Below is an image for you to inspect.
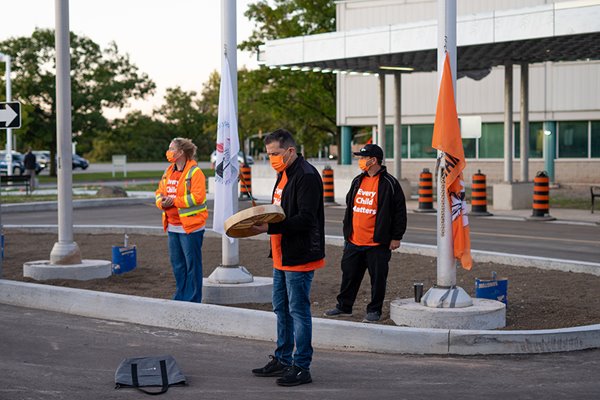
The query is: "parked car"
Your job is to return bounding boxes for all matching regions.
[210,150,254,168]
[0,159,24,175]
[72,154,89,170]
[0,151,25,175]
[33,150,51,169]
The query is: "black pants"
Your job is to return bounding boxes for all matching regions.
[336,242,391,315]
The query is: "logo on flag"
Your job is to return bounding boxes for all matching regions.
[213,56,240,241]
[431,53,473,270]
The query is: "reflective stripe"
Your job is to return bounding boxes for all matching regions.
[183,166,201,207]
[178,203,207,217]
[184,193,198,206]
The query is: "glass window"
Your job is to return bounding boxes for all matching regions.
[514,122,544,158]
[479,123,504,158]
[410,124,436,159]
[463,139,476,159]
[591,121,600,158]
[558,121,588,158]
[385,125,408,159]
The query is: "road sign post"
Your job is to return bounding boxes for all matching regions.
[0,100,20,278]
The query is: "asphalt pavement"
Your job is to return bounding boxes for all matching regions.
[4,199,599,263]
[1,303,599,400]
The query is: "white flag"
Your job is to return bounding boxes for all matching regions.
[212,55,240,242]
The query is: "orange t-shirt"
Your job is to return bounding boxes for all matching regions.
[271,172,325,272]
[164,170,183,226]
[350,175,380,246]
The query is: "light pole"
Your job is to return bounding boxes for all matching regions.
[0,52,13,176]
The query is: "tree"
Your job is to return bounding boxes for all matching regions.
[237,0,338,157]
[87,111,170,162]
[155,87,212,159]
[0,29,155,174]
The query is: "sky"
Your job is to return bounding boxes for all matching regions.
[2,0,259,117]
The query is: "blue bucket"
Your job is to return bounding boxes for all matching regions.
[112,245,137,275]
[475,272,508,305]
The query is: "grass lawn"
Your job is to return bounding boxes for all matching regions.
[38,169,215,184]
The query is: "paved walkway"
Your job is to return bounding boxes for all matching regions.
[1,303,599,400]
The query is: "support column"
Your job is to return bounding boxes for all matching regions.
[504,62,513,183]
[543,121,556,184]
[520,63,529,182]
[378,73,386,161]
[341,126,352,165]
[393,73,402,179]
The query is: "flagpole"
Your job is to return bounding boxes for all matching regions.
[206,0,254,286]
[420,0,472,308]
[436,0,456,289]
[221,0,239,268]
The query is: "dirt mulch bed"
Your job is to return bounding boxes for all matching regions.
[3,232,599,330]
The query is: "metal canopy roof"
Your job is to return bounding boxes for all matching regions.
[259,1,600,75]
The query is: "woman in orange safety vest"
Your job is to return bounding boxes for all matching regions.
[155,138,208,303]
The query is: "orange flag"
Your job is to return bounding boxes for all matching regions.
[431,53,473,270]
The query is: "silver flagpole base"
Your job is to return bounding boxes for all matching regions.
[421,286,473,308]
[207,265,254,284]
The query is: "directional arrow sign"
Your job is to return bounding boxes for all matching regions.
[0,102,21,129]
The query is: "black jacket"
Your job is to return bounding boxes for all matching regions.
[268,155,325,266]
[342,166,407,246]
[24,152,36,170]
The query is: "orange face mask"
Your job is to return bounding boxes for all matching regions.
[269,149,291,172]
[358,158,372,172]
[166,150,177,163]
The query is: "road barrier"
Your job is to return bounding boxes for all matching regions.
[239,164,252,200]
[323,166,335,204]
[415,168,435,213]
[470,170,492,216]
[529,171,555,221]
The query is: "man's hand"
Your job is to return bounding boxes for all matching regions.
[161,196,174,208]
[389,240,401,251]
[250,222,268,235]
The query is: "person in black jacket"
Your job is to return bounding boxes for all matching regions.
[324,144,407,322]
[250,129,324,387]
[23,147,37,192]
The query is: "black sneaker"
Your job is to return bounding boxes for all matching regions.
[362,312,381,323]
[252,355,288,377]
[323,307,352,317]
[276,365,312,386]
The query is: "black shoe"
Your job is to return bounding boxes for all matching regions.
[323,307,352,317]
[362,312,381,323]
[252,355,288,377]
[276,365,312,386]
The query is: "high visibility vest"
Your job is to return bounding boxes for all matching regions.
[156,162,208,233]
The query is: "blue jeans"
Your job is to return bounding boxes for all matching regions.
[168,230,204,303]
[272,268,314,370]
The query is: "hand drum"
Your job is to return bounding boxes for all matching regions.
[224,204,286,238]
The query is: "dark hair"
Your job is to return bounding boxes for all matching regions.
[264,129,297,149]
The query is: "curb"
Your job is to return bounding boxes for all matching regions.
[0,280,598,355]
[2,225,600,355]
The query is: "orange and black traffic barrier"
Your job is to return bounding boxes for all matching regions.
[415,168,435,213]
[470,170,492,216]
[323,166,335,204]
[528,171,555,221]
[239,164,253,200]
